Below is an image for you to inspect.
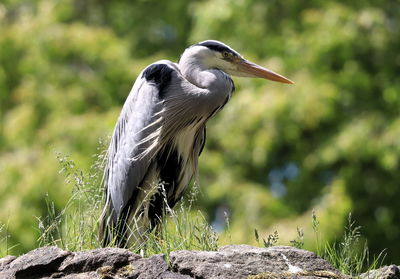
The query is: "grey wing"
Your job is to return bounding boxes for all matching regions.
[197,126,206,156]
[104,66,165,221]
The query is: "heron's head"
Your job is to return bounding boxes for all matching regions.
[181,40,293,84]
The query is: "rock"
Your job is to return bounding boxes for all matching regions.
[359,265,400,279]
[0,244,364,278]
[1,246,71,278]
[59,247,139,273]
[0,246,190,279]
[170,245,345,279]
[126,254,192,279]
[0,256,17,272]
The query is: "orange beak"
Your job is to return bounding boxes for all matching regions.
[236,59,294,84]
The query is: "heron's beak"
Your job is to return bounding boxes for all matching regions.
[236,59,294,84]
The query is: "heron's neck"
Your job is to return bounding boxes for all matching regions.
[179,59,206,87]
[179,56,228,91]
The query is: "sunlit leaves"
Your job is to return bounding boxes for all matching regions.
[0,0,400,264]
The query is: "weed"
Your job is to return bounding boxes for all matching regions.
[37,152,218,257]
[254,212,385,276]
[290,227,304,249]
[138,181,218,258]
[255,230,279,248]
[319,213,386,276]
[37,151,106,251]
[312,209,321,255]
[0,222,18,257]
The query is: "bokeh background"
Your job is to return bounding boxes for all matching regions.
[1,0,400,264]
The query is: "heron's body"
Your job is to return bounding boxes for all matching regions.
[100,41,292,247]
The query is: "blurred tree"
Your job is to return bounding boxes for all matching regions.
[54,0,196,57]
[190,0,400,262]
[0,0,399,264]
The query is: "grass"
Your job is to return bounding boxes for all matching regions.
[1,152,386,276]
[256,211,386,276]
[36,152,105,251]
[0,221,18,257]
[255,229,279,248]
[142,202,219,259]
[318,214,386,276]
[36,152,218,258]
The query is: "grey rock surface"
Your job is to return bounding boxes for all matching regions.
[170,245,343,279]
[2,246,71,278]
[0,246,190,279]
[359,265,400,279]
[0,245,355,279]
[0,256,17,273]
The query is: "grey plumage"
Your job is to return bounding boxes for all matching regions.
[99,40,293,247]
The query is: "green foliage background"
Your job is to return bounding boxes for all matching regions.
[1,0,399,263]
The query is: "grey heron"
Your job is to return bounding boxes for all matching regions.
[100,40,293,247]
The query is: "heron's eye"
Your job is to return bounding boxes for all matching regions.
[222,51,230,59]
